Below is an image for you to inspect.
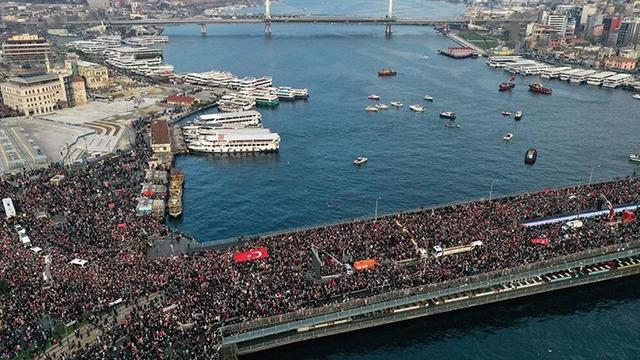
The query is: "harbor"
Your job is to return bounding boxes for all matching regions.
[486,55,640,92]
[5,0,640,357]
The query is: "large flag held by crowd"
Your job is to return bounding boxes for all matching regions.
[234,247,269,263]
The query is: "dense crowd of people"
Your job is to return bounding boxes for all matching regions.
[1,117,640,359]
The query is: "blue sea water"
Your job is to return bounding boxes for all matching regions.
[159,1,640,357]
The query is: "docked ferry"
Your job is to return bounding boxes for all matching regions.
[275,87,295,101]
[199,110,262,127]
[217,93,256,112]
[187,128,280,154]
[249,88,280,107]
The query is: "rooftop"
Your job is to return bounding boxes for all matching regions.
[7,72,59,85]
[151,120,170,145]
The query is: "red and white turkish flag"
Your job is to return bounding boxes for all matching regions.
[234,247,269,263]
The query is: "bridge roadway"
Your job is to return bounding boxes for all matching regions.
[218,239,640,359]
[64,15,535,26]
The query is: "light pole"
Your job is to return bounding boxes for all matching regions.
[374,197,381,222]
[588,165,600,185]
[489,179,496,201]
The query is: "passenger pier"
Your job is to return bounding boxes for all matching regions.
[219,240,640,359]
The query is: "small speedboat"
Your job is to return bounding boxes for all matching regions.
[501,111,512,116]
[525,148,537,165]
[365,106,378,112]
[503,133,513,141]
[353,157,368,165]
[409,104,425,112]
[368,94,381,100]
[445,123,461,128]
[424,95,434,101]
[514,111,523,120]
[390,101,404,107]
[439,111,456,119]
[375,103,389,110]
[633,94,640,100]
[629,154,640,162]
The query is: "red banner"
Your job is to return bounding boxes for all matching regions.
[234,247,269,263]
[531,238,550,246]
[623,210,636,223]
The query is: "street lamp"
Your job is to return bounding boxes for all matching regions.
[588,165,600,185]
[374,197,382,222]
[489,179,496,201]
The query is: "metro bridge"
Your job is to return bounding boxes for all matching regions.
[69,0,534,36]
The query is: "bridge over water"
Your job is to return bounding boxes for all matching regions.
[69,0,535,36]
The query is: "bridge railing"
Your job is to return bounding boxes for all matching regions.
[221,238,640,342]
[192,176,634,250]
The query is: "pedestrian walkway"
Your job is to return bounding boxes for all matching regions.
[42,292,164,359]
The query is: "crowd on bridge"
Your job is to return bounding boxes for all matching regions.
[1,117,640,359]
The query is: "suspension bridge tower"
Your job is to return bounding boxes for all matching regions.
[264,0,272,36]
[385,0,394,37]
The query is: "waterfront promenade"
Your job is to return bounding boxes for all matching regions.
[3,116,640,359]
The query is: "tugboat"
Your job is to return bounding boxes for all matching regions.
[368,94,381,100]
[353,157,368,165]
[439,111,456,119]
[499,77,516,92]
[514,111,523,120]
[525,148,538,165]
[378,68,397,77]
[529,82,552,94]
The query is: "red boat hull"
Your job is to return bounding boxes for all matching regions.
[529,83,552,94]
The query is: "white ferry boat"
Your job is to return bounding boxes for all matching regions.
[228,76,273,90]
[199,110,262,127]
[217,93,256,112]
[274,87,295,101]
[569,70,597,84]
[485,56,523,68]
[292,88,310,99]
[558,68,583,81]
[182,125,227,141]
[184,71,237,87]
[123,35,169,46]
[586,71,617,86]
[540,66,572,79]
[187,128,280,154]
[603,74,632,88]
[249,87,280,107]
